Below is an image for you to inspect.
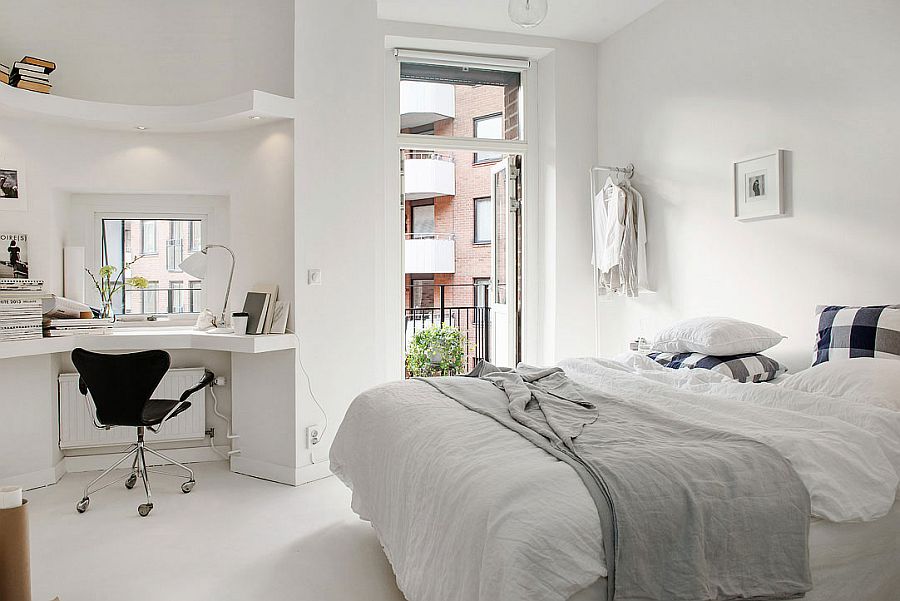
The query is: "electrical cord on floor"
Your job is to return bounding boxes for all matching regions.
[209,386,240,460]
[289,330,328,445]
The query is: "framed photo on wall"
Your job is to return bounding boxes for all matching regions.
[733,150,784,221]
[0,161,27,211]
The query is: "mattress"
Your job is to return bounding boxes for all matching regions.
[330,359,900,601]
[569,502,900,601]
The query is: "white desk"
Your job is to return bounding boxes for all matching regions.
[0,327,326,490]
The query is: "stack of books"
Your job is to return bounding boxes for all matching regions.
[42,295,112,337]
[2,56,56,94]
[0,279,44,342]
[43,318,114,337]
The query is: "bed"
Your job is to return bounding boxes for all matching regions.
[330,355,900,601]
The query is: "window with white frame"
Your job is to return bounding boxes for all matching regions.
[474,197,492,244]
[100,217,204,316]
[474,113,503,163]
[141,220,157,254]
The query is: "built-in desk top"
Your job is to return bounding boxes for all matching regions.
[0,327,298,361]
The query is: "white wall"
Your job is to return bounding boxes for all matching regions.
[595,0,900,372]
[293,0,598,455]
[0,0,294,104]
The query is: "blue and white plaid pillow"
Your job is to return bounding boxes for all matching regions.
[814,305,900,366]
[647,352,786,383]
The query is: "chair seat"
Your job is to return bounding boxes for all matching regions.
[141,399,192,426]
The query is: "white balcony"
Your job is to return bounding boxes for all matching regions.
[404,234,456,274]
[404,152,456,200]
[400,81,455,129]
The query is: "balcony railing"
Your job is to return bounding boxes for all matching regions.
[405,283,490,374]
[400,81,455,129]
[403,151,455,200]
[404,232,455,274]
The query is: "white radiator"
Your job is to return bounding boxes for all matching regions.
[58,368,207,450]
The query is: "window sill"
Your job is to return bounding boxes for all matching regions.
[114,315,198,328]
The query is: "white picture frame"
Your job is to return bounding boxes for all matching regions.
[733,150,784,221]
[0,161,27,212]
[270,300,290,335]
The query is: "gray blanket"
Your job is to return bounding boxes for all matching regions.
[420,363,812,601]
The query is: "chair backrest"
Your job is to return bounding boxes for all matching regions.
[71,348,171,427]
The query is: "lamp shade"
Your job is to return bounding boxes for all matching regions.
[179,250,208,279]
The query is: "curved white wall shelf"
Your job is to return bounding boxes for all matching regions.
[0,85,296,133]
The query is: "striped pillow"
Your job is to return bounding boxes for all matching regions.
[647,352,786,383]
[814,305,900,366]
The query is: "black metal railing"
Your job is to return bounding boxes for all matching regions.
[405,283,490,373]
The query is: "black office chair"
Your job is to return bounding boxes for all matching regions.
[71,348,215,517]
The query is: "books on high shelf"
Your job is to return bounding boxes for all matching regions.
[0,279,44,342]
[8,56,55,94]
[0,64,9,85]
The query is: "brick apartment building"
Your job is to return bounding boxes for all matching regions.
[402,83,510,310]
[121,219,202,315]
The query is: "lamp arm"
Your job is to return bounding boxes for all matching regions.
[203,244,236,326]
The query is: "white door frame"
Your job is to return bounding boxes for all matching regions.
[384,48,539,380]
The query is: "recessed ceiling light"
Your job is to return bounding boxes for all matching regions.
[248,115,262,120]
[135,125,148,130]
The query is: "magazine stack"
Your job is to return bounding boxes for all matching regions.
[0,279,44,342]
[42,295,113,337]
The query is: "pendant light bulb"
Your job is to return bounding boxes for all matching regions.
[508,0,548,28]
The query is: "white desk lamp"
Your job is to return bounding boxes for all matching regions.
[179,244,235,333]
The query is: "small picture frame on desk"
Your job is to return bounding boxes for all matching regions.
[270,301,290,335]
[733,150,784,221]
[0,161,26,212]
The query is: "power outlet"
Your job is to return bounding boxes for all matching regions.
[306,425,322,448]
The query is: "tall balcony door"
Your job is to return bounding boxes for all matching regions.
[397,49,529,373]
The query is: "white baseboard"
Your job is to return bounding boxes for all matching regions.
[64,445,228,473]
[296,461,333,485]
[2,462,65,491]
[229,456,332,486]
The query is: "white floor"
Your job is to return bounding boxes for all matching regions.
[25,461,408,601]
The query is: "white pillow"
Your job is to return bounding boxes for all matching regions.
[778,358,900,411]
[651,317,785,356]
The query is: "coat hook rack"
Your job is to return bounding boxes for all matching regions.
[590,163,635,179]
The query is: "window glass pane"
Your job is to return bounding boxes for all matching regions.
[493,170,508,305]
[411,204,435,237]
[474,197,492,243]
[411,279,435,308]
[474,114,503,163]
[141,221,157,254]
[399,61,521,141]
[102,218,202,316]
[474,278,490,307]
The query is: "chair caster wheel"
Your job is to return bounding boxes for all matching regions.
[181,480,195,494]
[138,503,153,517]
[125,474,137,489]
[76,497,90,513]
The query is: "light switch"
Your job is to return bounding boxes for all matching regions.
[308,269,322,286]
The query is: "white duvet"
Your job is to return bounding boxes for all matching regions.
[329,357,900,601]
